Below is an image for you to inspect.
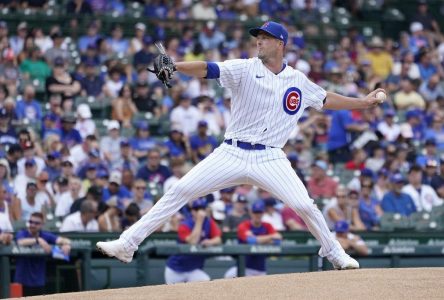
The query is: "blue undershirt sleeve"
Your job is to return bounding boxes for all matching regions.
[205,62,220,79]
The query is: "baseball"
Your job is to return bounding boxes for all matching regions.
[376,91,386,103]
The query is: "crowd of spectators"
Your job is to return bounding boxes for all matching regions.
[0,0,444,244]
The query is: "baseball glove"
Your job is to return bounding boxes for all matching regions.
[147,54,176,88]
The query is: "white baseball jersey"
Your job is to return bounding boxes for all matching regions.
[217,57,326,147]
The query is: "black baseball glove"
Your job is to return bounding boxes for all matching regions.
[147,54,176,88]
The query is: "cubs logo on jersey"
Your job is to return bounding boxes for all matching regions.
[282,87,302,115]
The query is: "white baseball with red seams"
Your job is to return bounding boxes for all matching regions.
[110,57,355,267]
[376,91,386,103]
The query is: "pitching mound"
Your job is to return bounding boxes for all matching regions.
[31,268,444,300]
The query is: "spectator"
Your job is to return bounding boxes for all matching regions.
[69,134,97,169]
[327,109,368,163]
[381,173,417,216]
[12,181,46,222]
[163,158,186,193]
[422,159,438,185]
[111,84,138,128]
[170,94,201,137]
[102,171,131,204]
[358,180,383,230]
[45,57,81,106]
[365,36,393,79]
[198,96,224,136]
[191,0,217,20]
[103,67,124,98]
[399,109,425,141]
[61,159,75,178]
[163,127,190,160]
[128,179,152,215]
[75,104,95,139]
[408,22,429,56]
[80,45,100,67]
[106,24,129,55]
[121,202,140,230]
[425,115,444,150]
[129,23,146,55]
[35,171,54,211]
[133,36,155,69]
[80,61,105,98]
[42,151,62,181]
[416,138,439,167]
[210,200,225,227]
[374,169,390,201]
[222,194,249,232]
[9,22,28,55]
[281,203,308,231]
[13,157,39,200]
[261,197,285,231]
[411,0,440,33]
[365,144,386,173]
[60,113,82,148]
[419,74,444,102]
[307,160,338,199]
[76,148,108,179]
[402,165,443,212]
[5,144,22,178]
[70,185,105,214]
[0,184,13,240]
[225,200,282,278]
[132,82,161,117]
[60,199,98,232]
[15,85,42,124]
[333,220,369,256]
[287,152,306,185]
[322,186,366,231]
[377,109,400,142]
[136,148,171,185]
[99,120,122,167]
[164,198,221,284]
[114,139,138,173]
[345,148,367,171]
[54,176,73,219]
[0,107,17,147]
[15,212,71,296]
[19,46,51,84]
[17,141,45,175]
[218,187,236,215]
[394,79,426,110]
[189,120,218,164]
[98,197,122,232]
[44,31,70,67]
[129,121,157,162]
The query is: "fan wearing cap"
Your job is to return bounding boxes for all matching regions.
[307,160,338,199]
[401,165,443,212]
[60,113,83,148]
[16,140,45,175]
[114,139,139,174]
[333,221,369,256]
[129,121,158,161]
[225,200,282,278]
[75,104,96,139]
[15,85,42,124]
[98,21,386,270]
[0,107,18,147]
[377,109,401,142]
[102,171,131,205]
[381,173,417,216]
[364,36,393,79]
[80,58,104,97]
[13,157,39,204]
[222,194,249,232]
[15,212,72,296]
[99,120,123,167]
[133,35,155,69]
[129,22,146,54]
[132,82,161,117]
[54,176,74,219]
[416,138,439,168]
[76,148,109,179]
[189,120,218,164]
[11,181,46,221]
[165,198,221,284]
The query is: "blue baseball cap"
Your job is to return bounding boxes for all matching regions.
[89,148,100,158]
[191,198,207,209]
[120,139,131,147]
[334,220,349,233]
[287,152,298,162]
[390,173,406,184]
[249,21,288,46]
[47,151,61,159]
[251,200,265,213]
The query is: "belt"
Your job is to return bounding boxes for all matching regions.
[224,139,269,150]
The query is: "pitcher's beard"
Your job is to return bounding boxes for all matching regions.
[258,54,269,64]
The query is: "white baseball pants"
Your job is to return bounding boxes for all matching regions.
[224,266,266,278]
[120,143,340,257]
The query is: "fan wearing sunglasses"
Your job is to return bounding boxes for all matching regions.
[14,212,71,296]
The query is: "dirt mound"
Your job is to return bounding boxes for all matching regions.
[31,268,444,300]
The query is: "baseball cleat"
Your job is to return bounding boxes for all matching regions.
[96,240,134,263]
[329,253,360,270]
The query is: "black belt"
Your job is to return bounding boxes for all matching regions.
[224,139,269,150]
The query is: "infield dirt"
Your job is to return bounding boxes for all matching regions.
[30,267,444,300]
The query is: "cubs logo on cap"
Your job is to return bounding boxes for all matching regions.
[282,87,302,115]
[249,21,288,46]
